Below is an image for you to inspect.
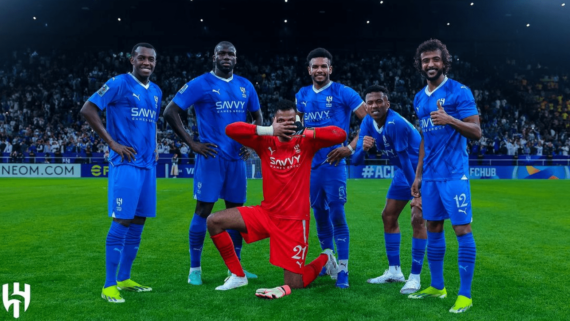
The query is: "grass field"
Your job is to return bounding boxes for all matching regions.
[1,178,569,320]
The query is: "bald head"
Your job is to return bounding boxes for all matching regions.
[214,41,236,54]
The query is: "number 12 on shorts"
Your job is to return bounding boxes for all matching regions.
[454,193,468,214]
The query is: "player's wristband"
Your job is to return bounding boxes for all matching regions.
[256,125,274,136]
[347,144,355,155]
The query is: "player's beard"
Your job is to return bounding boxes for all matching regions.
[312,73,329,86]
[215,60,234,74]
[422,68,443,82]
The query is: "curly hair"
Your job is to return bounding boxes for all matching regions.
[306,48,333,66]
[275,99,297,113]
[413,39,451,74]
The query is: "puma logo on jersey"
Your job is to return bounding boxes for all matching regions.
[301,101,307,106]
[133,93,141,100]
[268,147,275,155]
[337,238,347,242]
[296,261,303,268]
[459,265,468,272]
[387,121,396,125]
[212,89,221,95]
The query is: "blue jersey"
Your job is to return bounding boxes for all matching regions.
[414,77,478,181]
[173,72,260,161]
[89,73,162,169]
[295,81,363,166]
[359,110,420,172]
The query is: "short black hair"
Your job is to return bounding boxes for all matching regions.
[214,41,236,53]
[414,39,451,74]
[131,43,155,57]
[307,48,333,66]
[274,99,297,113]
[363,85,390,100]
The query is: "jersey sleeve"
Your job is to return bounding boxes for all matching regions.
[309,126,347,151]
[172,79,201,111]
[295,91,305,113]
[342,86,365,112]
[225,122,264,150]
[88,77,123,111]
[352,117,373,165]
[247,82,261,113]
[359,116,374,138]
[455,86,478,120]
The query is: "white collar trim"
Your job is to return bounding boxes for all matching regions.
[373,119,384,134]
[312,81,333,94]
[210,71,233,82]
[424,76,448,97]
[128,73,150,89]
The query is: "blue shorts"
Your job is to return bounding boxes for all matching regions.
[310,164,347,210]
[421,179,472,225]
[193,155,246,204]
[108,165,156,219]
[387,169,413,201]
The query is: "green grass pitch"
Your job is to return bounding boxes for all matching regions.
[1,178,569,320]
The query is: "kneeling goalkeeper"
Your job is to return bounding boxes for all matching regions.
[207,99,346,298]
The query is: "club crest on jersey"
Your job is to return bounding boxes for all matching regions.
[437,98,445,107]
[294,144,301,154]
[240,87,247,98]
[326,96,333,107]
[97,84,110,97]
[179,84,188,94]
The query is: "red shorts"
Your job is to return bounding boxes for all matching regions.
[238,205,309,274]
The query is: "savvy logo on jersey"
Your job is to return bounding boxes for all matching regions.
[131,107,157,122]
[270,155,301,169]
[420,117,444,133]
[304,110,331,123]
[216,101,246,113]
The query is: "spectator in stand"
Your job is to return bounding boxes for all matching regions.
[171,154,179,178]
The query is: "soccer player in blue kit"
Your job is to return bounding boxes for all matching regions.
[295,48,367,288]
[164,41,263,285]
[407,39,481,314]
[352,85,427,294]
[80,43,162,303]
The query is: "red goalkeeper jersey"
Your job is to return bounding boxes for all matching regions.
[226,123,346,220]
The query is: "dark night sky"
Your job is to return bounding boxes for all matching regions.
[1,0,569,59]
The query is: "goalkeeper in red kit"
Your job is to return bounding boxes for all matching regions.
[206,99,347,299]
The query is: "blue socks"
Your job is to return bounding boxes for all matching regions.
[411,237,427,274]
[330,203,349,261]
[313,207,335,251]
[189,214,207,268]
[457,233,476,298]
[384,232,401,266]
[227,229,243,260]
[427,231,446,290]
[104,221,129,288]
[117,223,144,282]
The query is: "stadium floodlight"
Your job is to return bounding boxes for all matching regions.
[117,18,121,21]
[285,0,288,2]
[526,23,530,27]
[33,16,36,20]
[200,19,203,22]
[447,22,450,25]
[470,2,474,5]
[284,19,287,23]
[563,3,566,6]
[367,20,370,24]
[380,1,383,4]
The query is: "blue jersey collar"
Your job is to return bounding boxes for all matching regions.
[424,76,448,97]
[312,80,333,94]
[210,71,233,82]
[128,73,150,90]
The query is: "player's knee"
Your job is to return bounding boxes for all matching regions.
[206,214,221,230]
[381,210,398,226]
[410,214,424,229]
[195,202,215,218]
[132,216,146,225]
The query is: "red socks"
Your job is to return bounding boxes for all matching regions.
[302,254,328,288]
[211,232,245,277]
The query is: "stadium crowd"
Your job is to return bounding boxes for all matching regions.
[0,48,569,163]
